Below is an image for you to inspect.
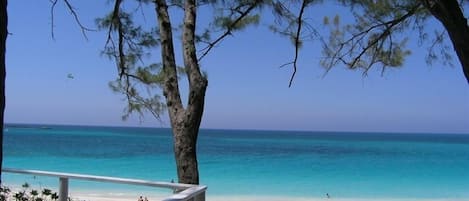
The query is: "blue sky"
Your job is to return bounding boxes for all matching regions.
[5,1,469,133]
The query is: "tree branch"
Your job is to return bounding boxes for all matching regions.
[198,1,261,61]
[348,5,419,68]
[287,0,307,87]
[322,3,422,75]
[50,0,95,40]
[50,0,58,40]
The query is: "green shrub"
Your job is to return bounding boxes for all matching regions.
[0,183,60,201]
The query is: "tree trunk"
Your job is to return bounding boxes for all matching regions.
[154,0,207,185]
[0,0,7,185]
[178,0,208,185]
[424,0,469,83]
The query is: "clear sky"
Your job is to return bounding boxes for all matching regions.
[5,1,469,133]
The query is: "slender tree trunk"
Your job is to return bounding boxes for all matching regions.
[179,0,208,185]
[154,0,207,185]
[423,0,469,83]
[0,0,7,185]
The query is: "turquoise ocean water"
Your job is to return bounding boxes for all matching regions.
[3,124,469,199]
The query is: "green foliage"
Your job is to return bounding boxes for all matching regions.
[107,61,187,121]
[98,0,268,120]
[323,16,329,25]
[319,0,460,75]
[269,1,320,49]
[97,2,167,121]
[319,0,428,75]
[214,14,260,30]
[332,15,339,26]
[0,183,62,201]
[108,76,166,121]
[0,185,11,201]
[209,0,264,33]
[96,11,159,65]
[195,29,211,44]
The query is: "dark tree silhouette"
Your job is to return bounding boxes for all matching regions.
[0,0,7,185]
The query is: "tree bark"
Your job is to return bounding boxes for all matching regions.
[0,0,7,185]
[154,0,207,185]
[180,0,208,185]
[423,0,469,83]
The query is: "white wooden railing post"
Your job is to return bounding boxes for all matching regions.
[59,177,69,201]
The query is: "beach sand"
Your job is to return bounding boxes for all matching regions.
[5,183,469,201]
[5,184,469,201]
[70,193,469,201]
[3,187,468,201]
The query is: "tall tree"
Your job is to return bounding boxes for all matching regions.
[93,0,468,185]
[156,0,207,184]
[99,0,263,184]
[0,0,7,185]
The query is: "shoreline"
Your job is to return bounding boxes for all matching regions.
[66,193,469,201]
[3,176,469,201]
[3,183,469,201]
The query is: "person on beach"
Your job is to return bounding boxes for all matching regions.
[144,197,149,201]
[326,193,331,198]
[138,196,144,201]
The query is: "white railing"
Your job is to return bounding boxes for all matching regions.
[2,168,207,201]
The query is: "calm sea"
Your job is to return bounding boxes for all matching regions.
[3,124,469,199]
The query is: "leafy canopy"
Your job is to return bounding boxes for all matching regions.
[97,0,265,121]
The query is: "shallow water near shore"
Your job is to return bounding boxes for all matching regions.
[3,124,469,199]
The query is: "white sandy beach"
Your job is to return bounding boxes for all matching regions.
[5,182,469,201]
[3,186,469,201]
[71,192,469,201]
[4,185,469,201]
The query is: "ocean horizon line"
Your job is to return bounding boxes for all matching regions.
[5,122,469,136]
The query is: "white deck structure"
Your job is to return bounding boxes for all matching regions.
[2,168,207,201]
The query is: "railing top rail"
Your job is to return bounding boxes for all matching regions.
[3,168,194,190]
[162,186,207,201]
[3,168,207,201]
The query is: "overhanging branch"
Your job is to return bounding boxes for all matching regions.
[50,0,95,40]
[198,1,261,61]
[288,0,307,87]
[321,3,422,75]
